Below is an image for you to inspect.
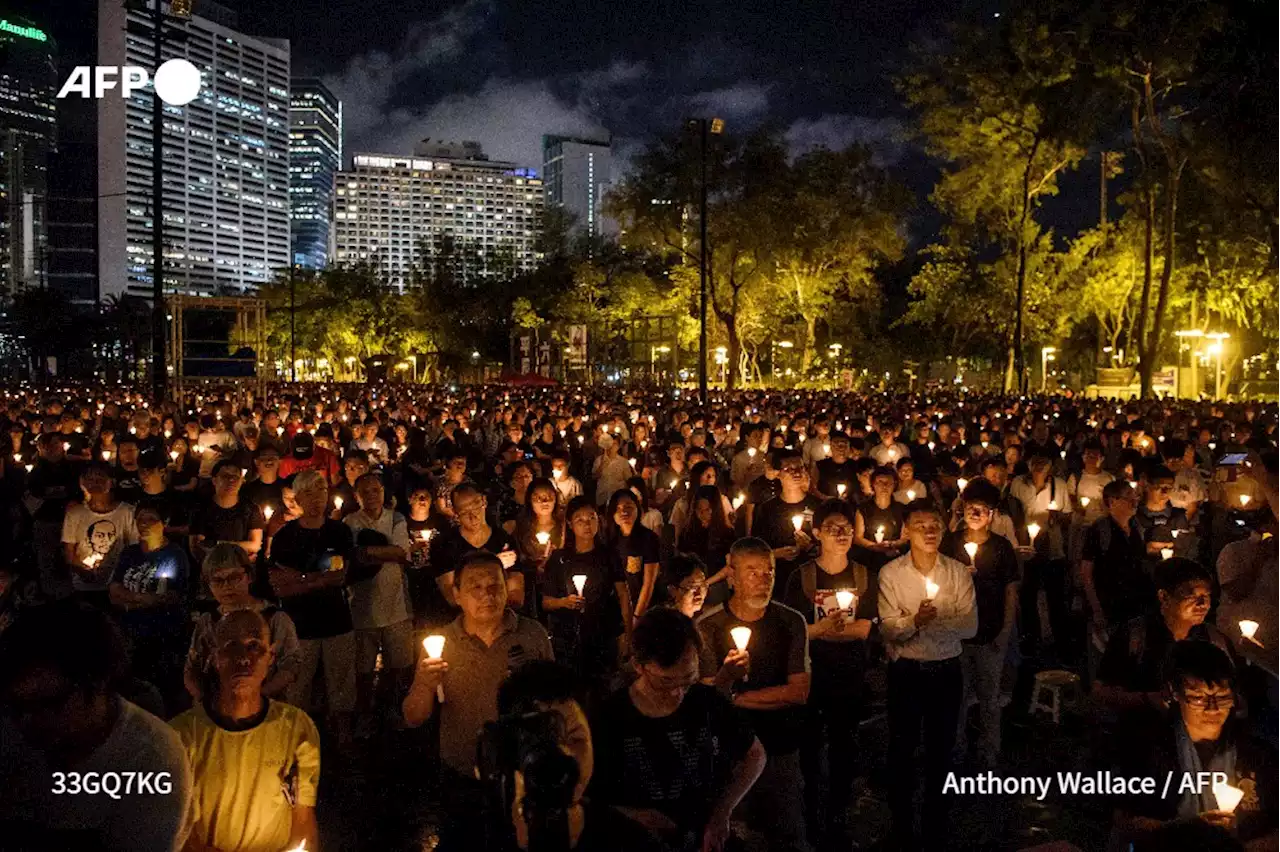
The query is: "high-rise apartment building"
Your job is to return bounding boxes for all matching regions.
[0,16,57,297]
[97,0,290,301]
[542,134,615,242]
[289,77,340,270]
[333,139,543,291]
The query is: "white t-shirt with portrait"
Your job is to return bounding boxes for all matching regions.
[62,501,138,592]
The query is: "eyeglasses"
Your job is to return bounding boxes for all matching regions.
[820,524,854,536]
[1181,692,1235,709]
[780,465,807,475]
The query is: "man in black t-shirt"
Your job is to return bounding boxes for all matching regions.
[1082,480,1151,641]
[698,537,811,852]
[189,460,265,566]
[751,448,821,587]
[27,433,79,598]
[814,435,858,499]
[595,608,765,852]
[241,445,286,519]
[111,436,143,505]
[431,483,520,610]
[781,501,876,847]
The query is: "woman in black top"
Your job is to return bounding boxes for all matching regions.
[166,435,201,492]
[677,484,734,608]
[602,489,662,618]
[542,497,629,682]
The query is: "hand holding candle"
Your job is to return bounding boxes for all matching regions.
[835,590,855,614]
[924,578,940,601]
[572,574,587,596]
[964,541,978,562]
[1212,781,1245,814]
[422,635,447,702]
[1239,620,1261,646]
[1027,522,1041,542]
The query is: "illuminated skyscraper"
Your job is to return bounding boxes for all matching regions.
[289,77,340,269]
[542,135,615,242]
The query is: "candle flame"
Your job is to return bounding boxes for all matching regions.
[1213,781,1244,814]
[572,574,587,596]
[730,626,752,652]
[1239,620,1259,641]
[423,635,446,659]
[924,578,940,599]
[835,590,855,611]
[791,514,804,532]
[535,531,550,546]
[964,541,978,560]
[1027,523,1041,541]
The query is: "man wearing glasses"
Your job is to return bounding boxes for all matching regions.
[1109,640,1277,851]
[189,460,265,567]
[877,501,977,851]
[782,500,877,849]
[750,448,822,586]
[1135,464,1193,571]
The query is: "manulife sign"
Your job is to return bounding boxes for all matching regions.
[0,20,48,42]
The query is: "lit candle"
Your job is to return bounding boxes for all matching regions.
[552,468,563,480]
[1239,494,1252,507]
[1080,497,1090,508]
[578,435,585,445]
[732,493,745,510]
[1027,523,1041,541]
[874,526,885,544]
[628,458,637,469]
[285,841,308,852]
[669,478,678,490]
[62,442,70,453]
[835,590,855,612]
[964,541,978,561]
[423,634,446,659]
[1129,481,1138,489]
[11,454,18,463]
[924,578,940,600]
[169,450,179,461]
[263,505,275,521]
[981,441,988,449]
[572,574,587,596]
[837,484,847,498]
[535,531,551,547]
[1160,548,1173,561]
[1209,442,1217,451]
[1048,501,1058,512]
[1212,781,1245,814]
[791,514,804,532]
[928,441,936,451]
[420,529,434,542]
[560,430,566,438]
[333,496,344,510]
[23,464,32,473]
[1239,620,1260,643]
[906,489,917,501]
[730,626,752,652]
[747,447,757,458]
[957,478,968,491]
[824,444,831,455]
[101,451,110,461]
[1171,529,1180,539]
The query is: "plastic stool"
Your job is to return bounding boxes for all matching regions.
[1029,669,1080,724]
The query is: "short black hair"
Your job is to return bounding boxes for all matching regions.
[1167,640,1236,693]
[210,459,242,479]
[961,478,1002,510]
[632,608,701,667]
[1156,558,1213,595]
[1146,464,1175,483]
[980,455,1008,471]
[662,552,707,589]
[1103,479,1137,504]
[453,550,503,588]
[903,498,942,525]
[497,660,583,717]
[0,601,127,695]
[812,498,854,529]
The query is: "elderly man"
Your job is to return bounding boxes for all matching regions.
[171,609,321,852]
[698,537,812,852]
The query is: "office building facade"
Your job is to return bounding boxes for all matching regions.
[333,139,543,291]
[0,16,57,297]
[97,0,290,301]
[289,77,340,269]
[542,134,615,242]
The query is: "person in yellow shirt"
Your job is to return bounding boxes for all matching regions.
[170,610,320,852]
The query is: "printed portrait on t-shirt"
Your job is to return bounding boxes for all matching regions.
[88,519,118,555]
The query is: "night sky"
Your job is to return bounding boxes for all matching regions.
[231,0,1001,172]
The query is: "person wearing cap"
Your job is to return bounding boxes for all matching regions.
[279,431,340,485]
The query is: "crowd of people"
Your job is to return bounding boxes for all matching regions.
[0,381,1275,852]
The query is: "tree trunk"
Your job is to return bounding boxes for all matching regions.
[1012,137,1042,396]
[1134,185,1156,395]
[1003,345,1016,393]
[802,313,817,373]
[1141,162,1182,398]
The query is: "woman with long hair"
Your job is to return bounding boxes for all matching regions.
[625,476,664,537]
[542,497,630,681]
[676,484,734,606]
[669,460,734,537]
[498,461,535,534]
[601,489,662,618]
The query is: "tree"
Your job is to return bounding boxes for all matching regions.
[770,146,907,370]
[900,4,1095,390]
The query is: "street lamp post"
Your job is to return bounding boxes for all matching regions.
[1207,332,1230,399]
[1040,346,1056,393]
[1175,329,1204,398]
[690,117,723,405]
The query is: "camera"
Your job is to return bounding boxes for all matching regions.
[476,710,579,852]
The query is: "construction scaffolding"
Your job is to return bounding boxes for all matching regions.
[167,295,268,398]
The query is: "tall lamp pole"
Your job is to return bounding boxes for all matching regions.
[289,264,297,382]
[149,0,167,401]
[691,117,723,406]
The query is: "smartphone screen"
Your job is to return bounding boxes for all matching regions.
[1218,452,1249,466]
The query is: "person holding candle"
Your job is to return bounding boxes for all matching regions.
[853,466,907,572]
[188,460,266,569]
[814,434,857,499]
[1110,640,1277,851]
[171,609,322,852]
[431,483,522,610]
[241,445,286,526]
[591,433,633,510]
[329,449,370,522]
[869,420,910,467]
[402,551,552,839]
[661,553,711,618]
[730,424,769,491]
[892,458,935,506]
[877,501,977,850]
[604,489,663,619]
[750,448,820,587]
[186,543,301,704]
[1010,449,1075,663]
[61,460,138,610]
[940,480,1019,768]
[542,497,631,681]
[513,476,565,605]
[25,433,77,600]
[1066,441,1113,565]
[697,537,812,852]
[1081,480,1151,653]
[677,484,735,602]
[1136,465,1193,568]
[593,607,767,852]
[781,500,877,848]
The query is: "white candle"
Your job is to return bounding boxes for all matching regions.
[572,574,587,596]
[1240,494,1252,507]
[629,458,637,468]
[170,450,179,461]
[835,590,855,612]
[1080,497,1090,508]
[924,578,940,600]
[730,626,752,652]
[906,489,917,501]
[423,635,446,659]
[262,505,275,521]
[1160,548,1173,561]
[333,496,343,510]
[62,442,70,452]
[1047,501,1058,511]
[1239,620,1260,642]
[824,444,832,455]
[747,447,757,458]
[874,526,885,544]
[837,484,847,498]
[24,464,32,473]
[101,451,110,461]
[964,541,978,561]
[1171,529,1180,539]
[285,841,308,852]
[11,454,18,463]
[1213,781,1245,814]
[552,468,563,480]
[732,493,745,510]
[535,531,550,546]
[928,441,936,451]
[578,435,584,445]
[1027,523,1041,541]
[421,529,434,542]
[791,514,804,532]
[957,478,968,491]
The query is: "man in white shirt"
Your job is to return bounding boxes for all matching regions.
[868,420,910,467]
[1008,449,1075,661]
[344,473,414,735]
[878,501,977,851]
